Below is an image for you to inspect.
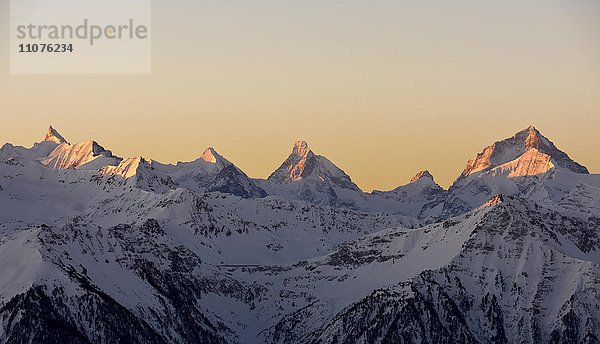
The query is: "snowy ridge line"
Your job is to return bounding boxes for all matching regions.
[0,125,599,343]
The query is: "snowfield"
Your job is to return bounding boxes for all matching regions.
[0,126,598,343]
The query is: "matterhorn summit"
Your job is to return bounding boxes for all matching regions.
[44,126,68,144]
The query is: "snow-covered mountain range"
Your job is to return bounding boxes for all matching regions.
[0,126,598,343]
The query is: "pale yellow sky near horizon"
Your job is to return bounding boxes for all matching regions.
[1,0,599,190]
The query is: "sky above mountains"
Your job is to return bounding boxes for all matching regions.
[0,0,599,190]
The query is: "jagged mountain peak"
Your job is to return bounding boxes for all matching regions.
[268,140,315,183]
[525,125,539,140]
[525,124,537,132]
[201,147,228,165]
[292,140,312,158]
[44,126,68,144]
[267,140,360,191]
[517,125,545,149]
[461,125,588,178]
[125,155,152,166]
[2,125,600,343]
[410,170,434,183]
[167,148,265,198]
[100,156,175,192]
[370,169,444,217]
[202,147,219,163]
[88,141,109,155]
[199,147,231,171]
[101,156,148,179]
[42,140,120,170]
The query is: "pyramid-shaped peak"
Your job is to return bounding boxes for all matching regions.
[460,125,588,178]
[513,125,544,147]
[202,147,231,165]
[89,141,109,155]
[199,147,231,170]
[410,170,434,183]
[44,126,68,144]
[202,147,220,164]
[526,127,542,146]
[268,140,360,191]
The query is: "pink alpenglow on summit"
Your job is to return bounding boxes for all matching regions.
[461,126,588,178]
[0,124,599,343]
[410,170,435,184]
[268,140,360,191]
[44,126,68,144]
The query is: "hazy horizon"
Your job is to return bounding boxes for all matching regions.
[1,0,599,190]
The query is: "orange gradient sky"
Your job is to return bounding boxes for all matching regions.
[1,0,599,190]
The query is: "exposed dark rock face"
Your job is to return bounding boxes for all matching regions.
[206,164,268,199]
[0,286,168,344]
[264,197,600,344]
